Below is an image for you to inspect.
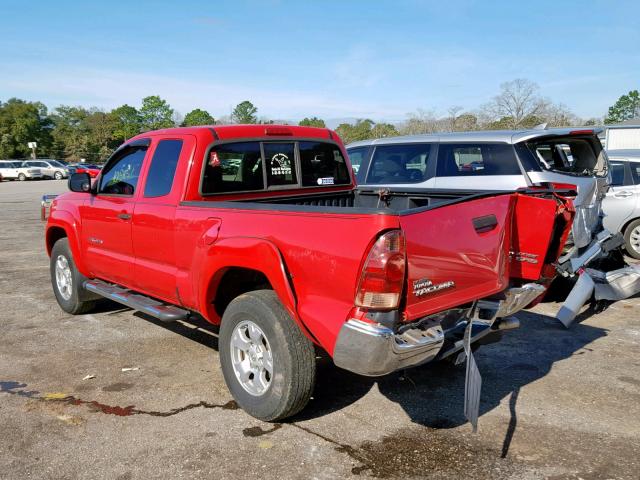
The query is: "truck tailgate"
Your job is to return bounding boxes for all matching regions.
[400,194,514,320]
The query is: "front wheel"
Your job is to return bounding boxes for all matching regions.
[219,290,315,421]
[50,238,96,314]
[624,219,640,259]
[18,173,26,181]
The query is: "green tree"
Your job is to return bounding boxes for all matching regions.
[604,90,640,124]
[231,101,258,124]
[370,122,398,139]
[182,108,215,126]
[110,104,141,141]
[0,98,52,159]
[50,105,92,161]
[139,95,175,131]
[335,119,382,144]
[299,117,326,128]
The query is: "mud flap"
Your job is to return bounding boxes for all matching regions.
[463,317,482,433]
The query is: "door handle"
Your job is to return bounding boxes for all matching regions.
[472,214,498,233]
[117,212,131,221]
[613,191,633,198]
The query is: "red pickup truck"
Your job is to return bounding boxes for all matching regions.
[45,125,572,421]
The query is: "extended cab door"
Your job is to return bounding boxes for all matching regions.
[131,135,196,303]
[80,140,149,286]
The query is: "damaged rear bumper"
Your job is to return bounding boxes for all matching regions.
[332,283,544,377]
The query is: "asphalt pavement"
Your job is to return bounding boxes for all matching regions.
[1,179,639,479]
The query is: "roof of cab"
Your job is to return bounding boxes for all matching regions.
[128,124,338,142]
[346,127,604,149]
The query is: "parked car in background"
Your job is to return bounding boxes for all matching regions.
[603,149,640,259]
[0,160,44,181]
[73,164,102,178]
[22,159,70,180]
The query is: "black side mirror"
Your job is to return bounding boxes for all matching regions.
[68,172,92,193]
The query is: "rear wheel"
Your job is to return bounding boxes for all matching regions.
[17,173,26,181]
[54,171,63,180]
[219,290,315,421]
[50,238,96,314]
[624,219,640,259]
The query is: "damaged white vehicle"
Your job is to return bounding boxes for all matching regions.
[348,127,640,325]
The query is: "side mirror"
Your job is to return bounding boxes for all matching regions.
[68,172,92,193]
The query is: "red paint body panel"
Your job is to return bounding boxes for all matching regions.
[401,195,514,319]
[45,125,572,359]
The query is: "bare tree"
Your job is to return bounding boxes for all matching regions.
[446,106,463,131]
[483,79,546,129]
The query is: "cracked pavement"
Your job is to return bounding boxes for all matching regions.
[1,180,639,479]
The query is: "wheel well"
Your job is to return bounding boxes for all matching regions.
[621,217,640,236]
[213,268,272,317]
[46,227,67,255]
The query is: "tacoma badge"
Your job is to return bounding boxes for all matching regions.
[413,278,455,297]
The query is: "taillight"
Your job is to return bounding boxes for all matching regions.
[355,230,406,310]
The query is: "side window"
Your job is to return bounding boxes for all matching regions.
[365,143,432,184]
[264,142,297,187]
[436,143,520,176]
[609,162,626,187]
[99,147,147,195]
[346,147,367,174]
[144,140,183,197]
[631,163,640,185]
[202,142,264,194]
[299,141,350,186]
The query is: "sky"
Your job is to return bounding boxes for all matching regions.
[1,0,639,125]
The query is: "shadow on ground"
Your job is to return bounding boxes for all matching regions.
[97,297,607,452]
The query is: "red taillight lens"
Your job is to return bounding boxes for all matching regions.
[355,230,406,310]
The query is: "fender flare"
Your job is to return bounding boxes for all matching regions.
[46,211,89,277]
[197,237,316,343]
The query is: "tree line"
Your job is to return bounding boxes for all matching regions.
[1,79,638,161]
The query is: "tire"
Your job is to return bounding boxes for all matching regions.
[219,290,315,421]
[54,171,63,180]
[624,219,640,259]
[18,173,26,181]
[50,238,96,314]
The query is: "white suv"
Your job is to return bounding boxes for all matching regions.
[0,160,44,181]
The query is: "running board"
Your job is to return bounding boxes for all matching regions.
[84,279,189,322]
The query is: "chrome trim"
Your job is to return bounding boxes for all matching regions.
[495,283,546,318]
[333,319,444,377]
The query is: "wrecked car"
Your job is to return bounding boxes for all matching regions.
[44,124,572,423]
[348,128,639,325]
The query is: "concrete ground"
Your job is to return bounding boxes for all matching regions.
[1,179,639,480]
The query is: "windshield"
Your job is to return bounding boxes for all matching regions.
[524,136,608,178]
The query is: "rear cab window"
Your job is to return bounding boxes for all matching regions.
[365,143,434,184]
[436,143,520,176]
[201,140,350,194]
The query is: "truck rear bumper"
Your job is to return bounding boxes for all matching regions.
[332,319,445,377]
[333,283,545,377]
